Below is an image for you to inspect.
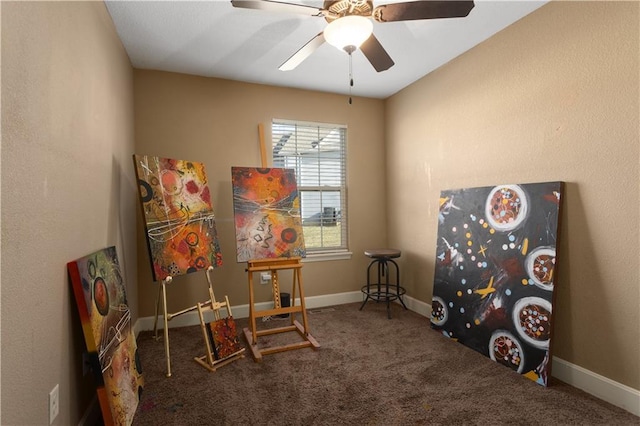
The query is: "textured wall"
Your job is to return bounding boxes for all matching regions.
[133,71,386,319]
[2,4,638,424]
[385,2,639,389]
[1,2,136,424]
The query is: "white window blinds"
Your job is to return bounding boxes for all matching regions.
[272,119,348,252]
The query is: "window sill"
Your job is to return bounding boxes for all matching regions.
[302,251,352,262]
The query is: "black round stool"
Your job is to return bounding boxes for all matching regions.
[359,249,407,319]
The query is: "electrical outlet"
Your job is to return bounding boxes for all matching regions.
[260,272,271,285]
[49,384,59,424]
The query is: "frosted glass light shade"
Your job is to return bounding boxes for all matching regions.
[324,16,373,51]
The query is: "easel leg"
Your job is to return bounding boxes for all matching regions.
[161,279,172,377]
[290,270,298,326]
[205,266,217,316]
[248,270,258,346]
[296,268,311,335]
[153,282,162,340]
[197,303,215,366]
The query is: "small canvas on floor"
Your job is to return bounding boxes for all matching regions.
[207,316,242,360]
[431,182,563,386]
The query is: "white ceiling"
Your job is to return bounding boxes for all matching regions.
[105,0,548,99]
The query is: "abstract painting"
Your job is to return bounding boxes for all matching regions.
[207,317,242,360]
[231,167,306,262]
[431,182,563,386]
[133,155,222,281]
[68,246,144,425]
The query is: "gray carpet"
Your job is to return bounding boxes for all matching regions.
[131,302,639,425]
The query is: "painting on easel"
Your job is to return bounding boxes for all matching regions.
[133,155,223,281]
[207,317,243,360]
[68,246,144,425]
[231,167,306,262]
[430,182,563,386]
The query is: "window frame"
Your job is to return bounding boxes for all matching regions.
[271,118,351,261]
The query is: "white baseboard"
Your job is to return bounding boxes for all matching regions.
[551,357,640,417]
[133,291,363,335]
[133,291,640,418]
[401,294,432,317]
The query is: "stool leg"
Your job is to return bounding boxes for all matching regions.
[377,260,383,302]
[359,260,376,310]
[359,292,368,311]
[390,258,407,310]
[384,259,392,319]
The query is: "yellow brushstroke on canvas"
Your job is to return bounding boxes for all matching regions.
[474,276,496,299]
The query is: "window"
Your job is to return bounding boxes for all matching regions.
[272,119,348,257]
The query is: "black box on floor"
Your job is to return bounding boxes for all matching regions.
[277,292,290,318]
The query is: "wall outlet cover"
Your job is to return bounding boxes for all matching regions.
[49,384,59,424]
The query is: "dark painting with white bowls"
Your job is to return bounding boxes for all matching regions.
[431,182,563,386]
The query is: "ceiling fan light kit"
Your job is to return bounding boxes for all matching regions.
[323,15,373,52]
[231,0,475,72]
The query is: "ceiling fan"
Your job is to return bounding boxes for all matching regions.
[230,0,475,72]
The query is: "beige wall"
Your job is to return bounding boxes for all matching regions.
[1,2,136,424]
[133,71,386,318]
[386,1,639,390]
[2,2,638,424]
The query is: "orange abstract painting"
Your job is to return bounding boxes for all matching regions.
[207,317,242,360]
[231,167,306,262]
[134,155,222,281]
[68,246,143,426]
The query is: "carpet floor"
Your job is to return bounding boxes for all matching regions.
[131,302,639,425]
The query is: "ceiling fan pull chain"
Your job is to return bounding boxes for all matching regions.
[348,50,354,105]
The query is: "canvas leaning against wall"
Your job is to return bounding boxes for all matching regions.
[431,182,563,386]
[231,167,306,262]
[133,155,223,281]
[68,246,144,426]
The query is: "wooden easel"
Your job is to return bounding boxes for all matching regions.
[243,257,319,361]
[153,266,222,377]
[242,124,319,360]
[193,278,245,372]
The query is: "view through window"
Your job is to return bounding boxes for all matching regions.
[272,119,348,253]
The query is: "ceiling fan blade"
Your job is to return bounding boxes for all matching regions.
[372,1,474,22]
[279,32,326,71]
[360,34,394,72]
[230,0,324,16]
